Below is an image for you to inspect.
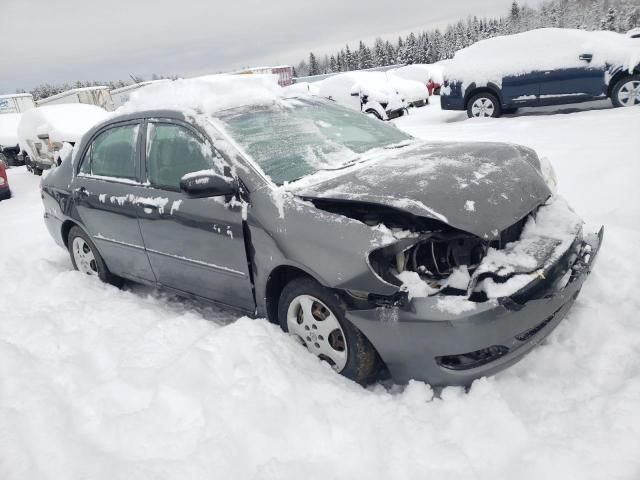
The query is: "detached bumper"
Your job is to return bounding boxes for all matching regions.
[346,227,603,386]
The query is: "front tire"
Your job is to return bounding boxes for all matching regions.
[67,226,122,286]
[467,92,502,118]
[611,75,640,108]
[278,278,378,384]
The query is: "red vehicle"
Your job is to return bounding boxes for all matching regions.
[427,79,441,96]
[0,158,11,200]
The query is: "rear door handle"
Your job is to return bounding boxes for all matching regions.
[138,201,158,209]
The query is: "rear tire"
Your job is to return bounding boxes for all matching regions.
[611,74,640,108]
[467,92,502,118]
[67,226,123,287]
[278,277,378,385]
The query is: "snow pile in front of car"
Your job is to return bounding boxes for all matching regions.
[398,196,582,302]
[118,74,286,115]
[445,27,640,88]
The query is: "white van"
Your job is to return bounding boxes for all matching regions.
[36,86,115,111]
[0,93,36,114]
[110,79,172,109]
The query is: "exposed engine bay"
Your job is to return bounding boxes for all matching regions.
[309,195,584,303]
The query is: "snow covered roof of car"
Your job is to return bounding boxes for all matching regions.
[444,28,640,86]
[117,74,287,115]
[17,104,110,145]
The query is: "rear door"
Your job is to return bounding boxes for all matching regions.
[538,66,606,104]
[73,121,156,282]
[136,119,255,311]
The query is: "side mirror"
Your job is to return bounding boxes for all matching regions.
[180,171,238,198]
[579,53,593,62]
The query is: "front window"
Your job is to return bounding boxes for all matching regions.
[146,123,221,190]
[216,98,411,185]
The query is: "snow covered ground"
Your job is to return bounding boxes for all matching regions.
[1,101,640,479]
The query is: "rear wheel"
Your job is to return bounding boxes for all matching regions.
[611,75,640,107]
[67,226,122,286]
[278,278,378,384]
[467,92,502,118]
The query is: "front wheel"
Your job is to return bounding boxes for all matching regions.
[467,92,502,118]
[611,75,640,107]
[278,278,378,384]
[67,226,122,286]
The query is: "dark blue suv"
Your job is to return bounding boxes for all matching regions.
[441,28,640,118]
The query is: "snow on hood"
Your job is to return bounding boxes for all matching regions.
[289,141,551,240]
[118,74,285,115]
[445,28,640,87]
[17,104,109,145]
[0,113,21,146]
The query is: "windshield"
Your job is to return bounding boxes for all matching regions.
[216,98,411,185]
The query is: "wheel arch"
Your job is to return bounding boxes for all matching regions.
[61,219,85,248]
[607,67,640,97]
[264,264,323,324]
[464,84,504,110]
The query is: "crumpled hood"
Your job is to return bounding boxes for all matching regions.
[291,141,551,240]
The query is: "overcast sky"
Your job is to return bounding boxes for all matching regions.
[1,0,541,93]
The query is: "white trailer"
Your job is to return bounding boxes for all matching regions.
[36,86,115,111]
[0,93,35,114]
[110,79,172,108]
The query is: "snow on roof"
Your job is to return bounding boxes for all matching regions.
[36,86,110,104]
[0,93,33,99]
[17,104,110,147]
[445,28,640,87]
[389,64,445,84]
[118,74,285,115]
[110,79,172,95]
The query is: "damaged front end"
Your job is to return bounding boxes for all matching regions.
[367,196,588,305]
[329,195,603,386]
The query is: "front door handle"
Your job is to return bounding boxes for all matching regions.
[75,187,89,197]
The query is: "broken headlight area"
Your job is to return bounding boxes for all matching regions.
[369,197,584,303]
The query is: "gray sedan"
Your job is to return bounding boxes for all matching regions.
[41,95,602,386]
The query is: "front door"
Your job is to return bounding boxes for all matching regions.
[136,120,255,311]
[73,121,156,283]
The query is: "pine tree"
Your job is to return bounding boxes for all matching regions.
[308,52,320,76]
[601,7,617,30]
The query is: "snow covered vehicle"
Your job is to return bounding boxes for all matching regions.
[0,93,36,166]
[40,76,602,386]
[441,28,640,117]
[318,72,407,120]
[37,86,115,111]
[0,157,11,200]
[18,104,109,175]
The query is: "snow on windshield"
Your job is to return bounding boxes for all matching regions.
[445,28,640,87]
[216,99,411,185]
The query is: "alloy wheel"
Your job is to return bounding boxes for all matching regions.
[286,294,348,371]
[617,80,640,106]
[72,237,98,276]
[471,97,495,117]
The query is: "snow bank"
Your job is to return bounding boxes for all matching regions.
[0,113,21,146]
[17,104,109,152]
[445,28,640,87]
[119,74,284,115]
